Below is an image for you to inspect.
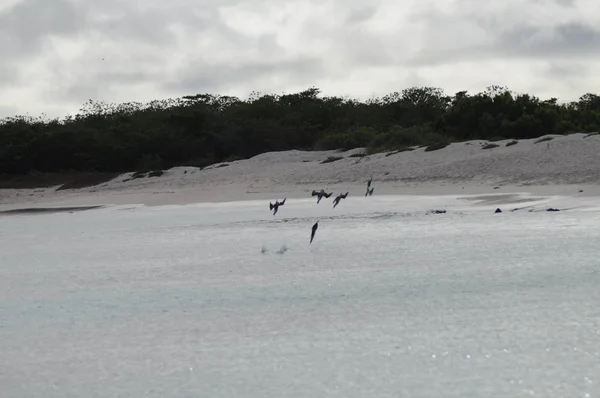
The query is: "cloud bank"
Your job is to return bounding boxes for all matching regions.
[0,0,599,118]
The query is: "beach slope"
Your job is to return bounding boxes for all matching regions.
[2,133,600,209]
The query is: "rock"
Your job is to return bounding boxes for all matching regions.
[494,208,502,213]
[427,209,447,214]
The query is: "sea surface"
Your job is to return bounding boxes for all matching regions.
[1,193,600,397]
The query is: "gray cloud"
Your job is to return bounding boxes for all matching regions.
[407,4,600,66]
[0,0,85,57]
[164,56,325,94]
[0,0,599,118]
[300,1,395,69]
[0,105,19,119]
[555,0,576,6]
[498,22,600,58]
[345,6,378,25]
[0,63,17,85]
[541,61,589,99]
[64,70,156,102]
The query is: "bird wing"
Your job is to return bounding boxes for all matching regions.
[280,198,286,205]
[311,190,318,196]
[341,192,348,198]
[269,202,274,210]
[324,192,332,198]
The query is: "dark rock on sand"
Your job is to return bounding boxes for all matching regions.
[427,209,447,214]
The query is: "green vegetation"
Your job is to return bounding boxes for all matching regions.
[424,142,449,152]
[348,152,367,158]
[482,143,499,149]
[385,147,414,156]
[320,156,344,164]
[534,136,554,144]
[2,85,600,181]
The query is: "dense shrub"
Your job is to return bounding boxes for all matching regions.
[1,85,600,176]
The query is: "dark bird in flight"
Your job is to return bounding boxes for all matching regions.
[365,177,374,196]
[312,189,332,203]
[310,221,319,244]
[269,198,286,215]
[332,192,348,208]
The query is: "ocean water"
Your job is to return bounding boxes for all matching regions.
[1,193,600,397]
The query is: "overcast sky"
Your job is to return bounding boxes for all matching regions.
[1,0,599,118]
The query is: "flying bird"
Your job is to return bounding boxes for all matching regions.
[332,192,348,208]
[269,198,286,215]
[311,189,332,203]
[365,178,374,197]
[310,221,319,244]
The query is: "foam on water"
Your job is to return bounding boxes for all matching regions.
[1,193,600,397]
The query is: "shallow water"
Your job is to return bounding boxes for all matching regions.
[1,193,600,397]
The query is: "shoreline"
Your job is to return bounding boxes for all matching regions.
[2,133,600,211]
[0,182,595,213]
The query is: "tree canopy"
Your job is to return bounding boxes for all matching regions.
[1,85,599,175]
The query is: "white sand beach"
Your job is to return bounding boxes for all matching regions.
[2,132,600,210]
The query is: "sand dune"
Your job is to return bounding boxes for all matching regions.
[1,133,600,210]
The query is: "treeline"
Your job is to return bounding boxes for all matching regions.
[1,85,600,175]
